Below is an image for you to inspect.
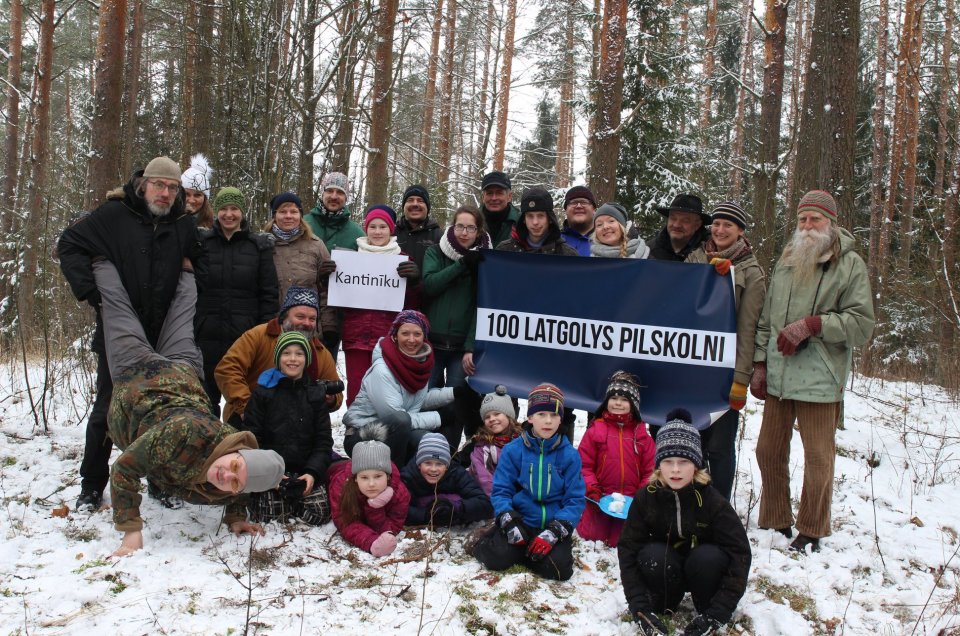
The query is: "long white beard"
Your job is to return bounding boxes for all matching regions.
[781,226,837,286]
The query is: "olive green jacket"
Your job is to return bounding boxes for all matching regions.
[754,229,875,402]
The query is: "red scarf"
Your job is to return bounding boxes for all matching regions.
[493,433,518,448]
[380,336,434,394]
[602,411,636,427]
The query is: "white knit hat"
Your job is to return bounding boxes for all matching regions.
[181,153,213,198]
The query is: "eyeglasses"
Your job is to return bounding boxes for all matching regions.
[146,180,181,195]
[454,224,478,234]
[568,198,593,208]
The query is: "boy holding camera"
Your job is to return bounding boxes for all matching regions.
[241,331,340,525]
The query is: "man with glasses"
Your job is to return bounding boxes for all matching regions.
[58,156,204,514]
[559,185,597,256]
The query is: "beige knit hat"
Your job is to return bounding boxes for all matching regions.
[143,156,183,181]
[797,190,837,222]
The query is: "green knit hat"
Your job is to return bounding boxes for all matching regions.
[274,331,312,369]
[214,187,246,214]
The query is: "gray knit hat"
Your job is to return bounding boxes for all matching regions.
[351,440,392,475]
[480,385,516,421]
[654,409,703,468]
[595,202,628,228]
[321,172,350,197]
[237,449,285,493]
[415,433,451,466]
[143,156,182,181]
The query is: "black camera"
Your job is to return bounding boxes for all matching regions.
[319,380,345,395]
[278,474,308,500]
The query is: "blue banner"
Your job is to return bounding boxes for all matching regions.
[468,251,737,429]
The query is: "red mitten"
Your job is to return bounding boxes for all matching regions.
[710,257,732,276]
[367,486,394,509]
[586,484,604,501]
[749,362,767,400]
[776,316,822,356]
[370,532,397,557]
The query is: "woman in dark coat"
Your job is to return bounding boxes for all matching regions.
[196,187,279,416]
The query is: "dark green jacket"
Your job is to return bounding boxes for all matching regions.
[304,205,363,251]
[422,243,478,351]
[108,359,256,531]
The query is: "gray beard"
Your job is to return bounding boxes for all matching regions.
[281,318,317,340]
[147,201,173,217]
[781,226,837,286]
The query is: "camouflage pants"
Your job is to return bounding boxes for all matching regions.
[249,485,330,526]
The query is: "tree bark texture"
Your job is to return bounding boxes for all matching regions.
[365,0,399,203]
[866,0,889,290]
[120,0,144,179]
[728,0,754,200]
[83,0,127,209]
[418,0,445,179]
[700,0,719,132]
[493,0,517,171]
[586,0,628,205]
[435,0,458,199]
[554,0,576,189]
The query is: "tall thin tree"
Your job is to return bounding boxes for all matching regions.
[365,0,399,203]
[493,0,518,170]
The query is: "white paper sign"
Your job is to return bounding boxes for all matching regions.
[327,250,408,311]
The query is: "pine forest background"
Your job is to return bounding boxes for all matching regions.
[1,0,959,397]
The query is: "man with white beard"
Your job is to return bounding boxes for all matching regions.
[751,190,875,554]
[58,156,204,513]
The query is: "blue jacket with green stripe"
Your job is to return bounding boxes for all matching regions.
[491,430,585,530]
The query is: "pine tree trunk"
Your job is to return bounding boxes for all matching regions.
[783,0,809,233]
[588,0,602,143]
[473,0,497,175]
[330,2,360,176]
[878,0,922,287]
[752,0,788,269]
[493,0,517,171]
[791,0,860,228]
[898,4,924,272]
[935,0,954,198]
[365,0,398,204]
[297,0,318,198]
[435,0,458,202]
[866,0,889,290]
[728,0,754,199]
[700,0,719,131]
[418,0,445,178]
[2,0,23,224]
[19,0,56,327]
[586,0,628,204]
[181,0,198,163]
[83,0,127,209]
[553,0,576,189]
[120,0,143,178]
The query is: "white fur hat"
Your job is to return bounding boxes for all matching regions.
[181,153,213,198]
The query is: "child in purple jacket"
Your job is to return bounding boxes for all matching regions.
[462,386,522,497]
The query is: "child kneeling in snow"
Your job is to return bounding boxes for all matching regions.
[328,437,410,557]
[577,371,655,546]
[241,331,335,525]
[454,385,522,497]
[617,410,751,636]
[472,383,585,581]
[400,433,493,527]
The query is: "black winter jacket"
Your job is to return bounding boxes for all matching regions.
[195,220,279,368]
[241,373,334,481]
[396,216,443,270]
[646,226,709,262]
[617,481,751,623]
[58,171,201,349]
[400,458,493,526]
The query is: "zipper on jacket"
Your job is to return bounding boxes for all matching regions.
[618,427,625,491]
[673,491,684,539]
[538,440,546,529]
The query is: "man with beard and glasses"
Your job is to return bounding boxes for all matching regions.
[751,190,874,554]
[59,156,205,514]
[215,285,343,425]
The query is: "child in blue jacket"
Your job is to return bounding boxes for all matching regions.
[472,383,585,581]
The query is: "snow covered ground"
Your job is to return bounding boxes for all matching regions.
[1,357,959,635]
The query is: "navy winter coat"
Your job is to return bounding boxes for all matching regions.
[400,458,493,525]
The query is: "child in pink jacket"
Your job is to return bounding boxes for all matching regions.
[577,372,655,547]
[464,386,522,497]
[328,436,411,556]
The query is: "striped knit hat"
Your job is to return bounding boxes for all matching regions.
[710,201,749,229]
[603,371,643,419]
[797,190,838,222]
[274,331,311,368]
[415,433,451,466]
[527,383,564,416]
[654,408,703,468]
